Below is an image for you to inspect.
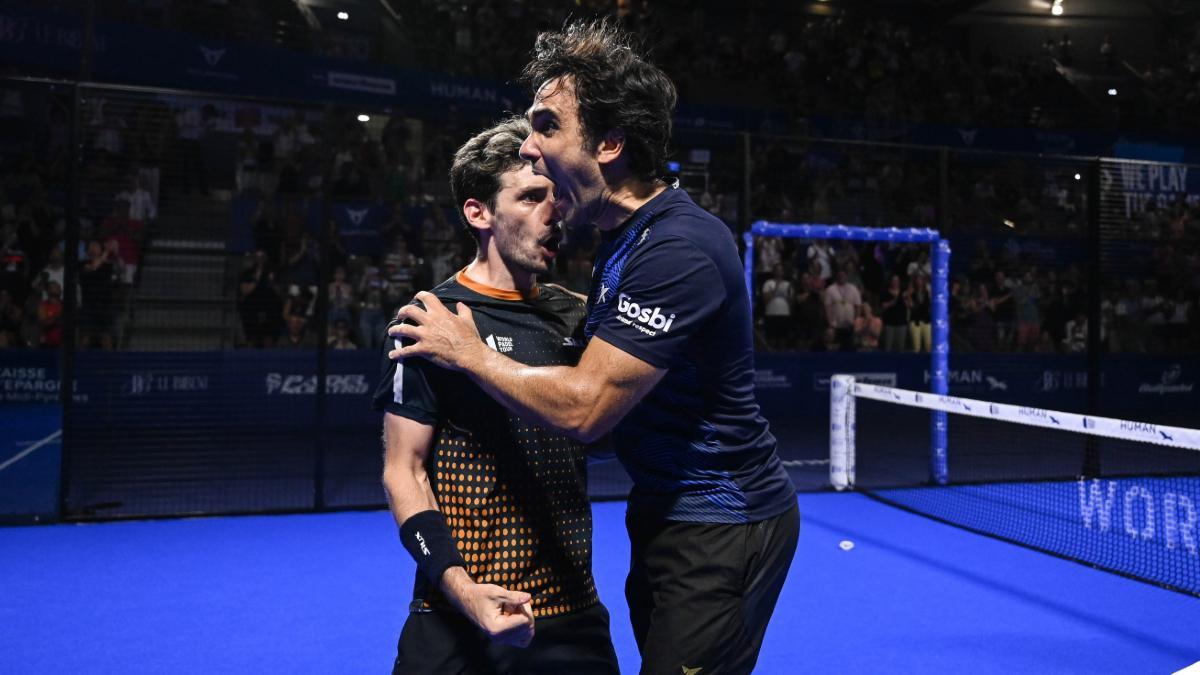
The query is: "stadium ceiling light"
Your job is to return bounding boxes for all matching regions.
[1108,88,1118,96]
[1051,0,1063,15]
[357,114,370,122]
[337,11,349,20]
[1074,173,1082,180]
[1002,218,1016,228]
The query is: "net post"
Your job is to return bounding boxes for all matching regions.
[930,238,951,485]
[830,375,856,490]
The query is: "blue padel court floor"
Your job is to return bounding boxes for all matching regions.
[2,492,1198,673]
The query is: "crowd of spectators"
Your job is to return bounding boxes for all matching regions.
[223,100,484,349]
[0,84,156,350]
[751,231,1200,354]
[392,2,1155,133]
[36,0,1200,139]
[5,3,1200,355]
[381,2,1082,133]
[233,203,476,351]
[1130,17,1200,136]
[0,81,486,351]
[5,78,1197,355]
[415,2,1200,137]
[0,188,148,350]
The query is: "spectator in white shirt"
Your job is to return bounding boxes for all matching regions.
[761,264,794,349]
[807,241,834,283]
[758,236,782,278]
[824,268,861,351]
[115,174,157,222]
[1063,311,1088,352]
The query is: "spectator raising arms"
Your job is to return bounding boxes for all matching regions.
[327,266,356,328]
[238,250,282,348]
[1014,271,1042,352]
[880,274,908,351]
[1063,311,1088,352]
[793,273,827,350]
[357,265,388,350]
[78,239,121,350]
[905,274,932,353]
[989,270,1015,349]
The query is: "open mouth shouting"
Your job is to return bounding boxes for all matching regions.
[539,227,563,260]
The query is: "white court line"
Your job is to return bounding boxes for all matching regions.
[0,429,63,473]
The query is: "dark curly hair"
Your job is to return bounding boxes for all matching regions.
[521,18,677,183]
[449,116,532,244]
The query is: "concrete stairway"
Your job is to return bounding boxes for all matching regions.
[125,194,239,351]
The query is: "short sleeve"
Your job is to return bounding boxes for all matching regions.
[371,319,439,425]
[593,237,725,368]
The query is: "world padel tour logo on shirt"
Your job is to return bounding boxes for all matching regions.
[616,293,676,336]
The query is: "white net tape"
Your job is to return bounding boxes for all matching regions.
[848,382,1200,452]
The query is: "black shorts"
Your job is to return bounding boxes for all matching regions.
[625,503,800,675]
[392,601,619,675]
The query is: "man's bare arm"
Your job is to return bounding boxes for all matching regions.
[381,412,535,647]
[381,412,440,523]
[389,292,666,443]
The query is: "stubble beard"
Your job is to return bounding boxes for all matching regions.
[497,232,549,277]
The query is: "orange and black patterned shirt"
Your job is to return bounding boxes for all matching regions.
[372,270,598,618]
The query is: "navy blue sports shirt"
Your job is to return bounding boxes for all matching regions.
[586,186,796,524]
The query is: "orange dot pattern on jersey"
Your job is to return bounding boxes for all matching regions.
[425,421,598,619]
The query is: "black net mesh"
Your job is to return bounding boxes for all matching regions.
[5,72,1194,523]
[62,86,329,517]
[852,394,1200,597]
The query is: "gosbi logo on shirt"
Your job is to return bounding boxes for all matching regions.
[616,293,676,336]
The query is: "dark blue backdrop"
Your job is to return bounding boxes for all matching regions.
[3,349,1197,519]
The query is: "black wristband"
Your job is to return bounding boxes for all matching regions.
[400,510,467,586]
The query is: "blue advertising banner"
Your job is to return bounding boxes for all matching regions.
[11,3,1200,160]
[0,4,522,113]
[70,350,380,432]
[908,124,1113,157]
[329,201,385,256]
[0,350,63,522]
[49,349,1200,446]
[1101,159,1200,219]
[4,346,1194,520]
[230,196,385,256]
[803,115,1116,156]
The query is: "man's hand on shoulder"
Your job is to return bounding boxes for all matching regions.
[389,291,488,373]
[440,567,535,648]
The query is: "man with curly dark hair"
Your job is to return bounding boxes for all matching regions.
[390,20,798,674]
